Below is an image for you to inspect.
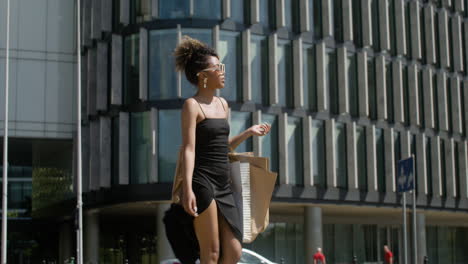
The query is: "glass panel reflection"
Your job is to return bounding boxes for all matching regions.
[261,114,278,173]
[130,112,151,184]
[219,31,241,101]
[158,109,182,183]
[287,116,303,185]
[149,29,178,100]
[230,111,252,153]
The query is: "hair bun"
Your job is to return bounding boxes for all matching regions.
[174,36,207,72]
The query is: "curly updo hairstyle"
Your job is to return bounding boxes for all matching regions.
[174,36,219,86]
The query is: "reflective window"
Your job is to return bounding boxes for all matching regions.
[111,117,119,185]
[333,0,342,41]
[311,120,326,187]
[405,1,411,58]
[368,56,377,119]
[250,34,269,105]
[158,110,182,183]
[131,0,152,23]
[158,0,189,19]
[371,0,380,50]
[261,114,279,173]
[389,0,396,55]
[259,0,274,29]
[356,125,367,191]
[427,226,468,264]
[219,31,242,102]
[418,69,425,127]
[425,136,432,196]
[447,78,453,132]
[193,0,221,19]
[376,128,385,192]
[386,61,394,122]
[181,29,212,98]
[244,222,304,264]
[433,73,439,129]
[440,139,447,197]
[335,122,347,189]
[123,34,140,105]
[230,0,244,24]
[130,112,151,184]
[311,0,321,38]
[327,49,338,114]
[277,39,294,107]
[149,29,178,100]
[394,131,401,189]
[287,116,303,185]
[455,142,460,198]
[284,0,299,32]
[230,111,252,153]
[352,0,362,46]
[348,52,358,117]
[303,44,316,111]
[403,65,410,126]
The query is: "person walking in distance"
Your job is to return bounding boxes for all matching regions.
[384,245,394,264]
[313,247,326,264]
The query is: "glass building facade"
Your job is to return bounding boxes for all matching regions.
[2,0,468,263]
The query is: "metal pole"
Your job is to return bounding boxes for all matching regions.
[76,0,84,263]
[402,192,408,264]
[1,0,11,262]
[412,190,417,264]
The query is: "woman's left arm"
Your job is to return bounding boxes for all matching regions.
[220,97,271,150]
[228,123,271,151]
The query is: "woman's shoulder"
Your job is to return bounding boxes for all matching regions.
[217,96,228,107]
[182,97,200,113]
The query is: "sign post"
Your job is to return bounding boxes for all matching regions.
[397,156,415,264]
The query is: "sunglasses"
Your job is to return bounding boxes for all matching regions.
[196,63,226,76]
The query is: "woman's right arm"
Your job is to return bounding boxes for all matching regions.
[181,98,199,217]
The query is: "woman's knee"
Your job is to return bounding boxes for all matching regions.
[222,241,242,263]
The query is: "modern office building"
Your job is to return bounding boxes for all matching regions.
[1,0,468,263]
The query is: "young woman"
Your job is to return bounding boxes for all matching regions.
[174,36,271,264]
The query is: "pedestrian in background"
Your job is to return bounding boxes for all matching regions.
[313,247,326,264]
[384,245,394,264]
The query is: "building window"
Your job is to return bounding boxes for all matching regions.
[440,140,446,197]
[394,131,401,190]
[420,4,426,64]
[219,30,242,102]
[403,65,410,126]
[284,0,299,32]
[311,120,326,187]
[123,34,140,105]
[425,136,432,196]
[250,34,269,105]
[333,0,343,42]
[303,44,317,111]
[311,0,322,38]
[447,78,453,133]
[149,29,178,100]
[371,0,380,50]
[386,61,394,122]
[352,0,362,47]
[462,81,466,137]
[335,122,347,189]
[181,28,212,98]
[411,134,418,191]
[287,116,303,185]
[405,1,411,58]
[389,0,396,55]
[261,114,279,173]
[427,226,468,264]
[356,125,367,191]
[131,0,151,23]
[277,39,294,107]
[259,0,275,29]
[111,117,119,186]
[348,52,358,117]
[244,222,305,264]
[327,49,338,114]
[230,0,244,24]
[368,56,377,119]
[158,0,189,19]
[418,69,425,127]
[158,110,182,183]
[193,0,221,19]
[376,128,385,192]
[230,111,253,153]
[130,112,151,184]
[433,73,439,130]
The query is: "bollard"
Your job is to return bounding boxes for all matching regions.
[352,255,357,264]
[424,256,428,264]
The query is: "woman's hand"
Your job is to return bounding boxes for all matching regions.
[249,123,271,136]
[182,188,198,217]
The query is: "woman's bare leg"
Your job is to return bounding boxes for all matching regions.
[193,200,220,264]
[218,214,242,264]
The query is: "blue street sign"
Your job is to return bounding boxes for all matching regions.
[397,157,414,193]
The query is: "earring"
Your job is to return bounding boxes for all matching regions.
[203,78,207,89]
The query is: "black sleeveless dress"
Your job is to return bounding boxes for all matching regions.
[192,98,242,242]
